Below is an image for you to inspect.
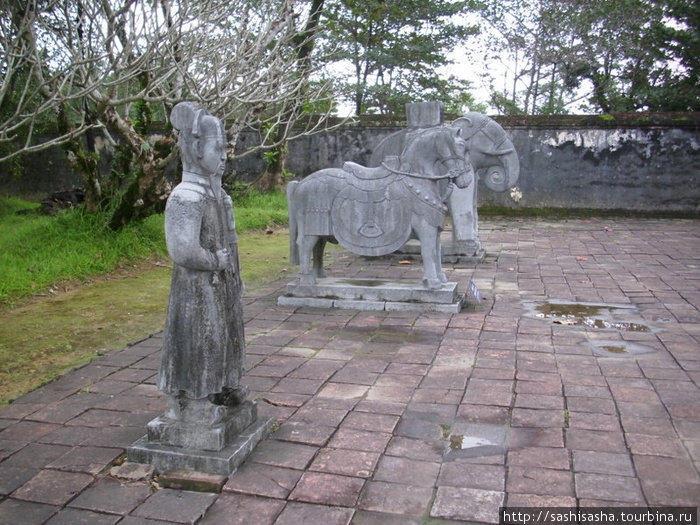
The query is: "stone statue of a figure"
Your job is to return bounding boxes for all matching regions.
[158,101,247,425]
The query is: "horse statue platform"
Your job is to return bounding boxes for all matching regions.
[279,276,474,314]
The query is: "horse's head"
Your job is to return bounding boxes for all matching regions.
[437,126,473,189]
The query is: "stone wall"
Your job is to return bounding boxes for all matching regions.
[2,113,698,213]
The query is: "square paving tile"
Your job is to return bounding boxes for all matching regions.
[131,489,217,524]
[247,439,318,470]
[374,456,440,487]
[68,477,151,514]
[289,471,365,507]
[438,461,504,491]
[43,507,121,525]
[198,493,284,525]
[327,428,391,453]
[358,481,433,516]
[507,446,570,470]
[384,436,444,462]
[0,499,59,525]
[506,466,574,497]
[572,450,635,476]
[0,443,72,469]
[310,448,379,478]
[48,446,123,474]
[431,486,504,523]
[224,463,302,499]
[566,428,626,453]
[633,455,700,506]
[12,470,94,506]
[341,411,399,433]
[574,472,645,503]
[272,421,336,446]
[274,501,354,525]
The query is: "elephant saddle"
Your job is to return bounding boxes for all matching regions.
[331,168,412,257]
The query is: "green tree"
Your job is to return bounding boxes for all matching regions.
[478,0,699,114]
[477,0,582,115]
[319,0,480,115]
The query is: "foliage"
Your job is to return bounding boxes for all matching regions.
[318,0,480,115]
[0,201,166,304]
[231,189,290,231]
[0,192,289,304]
[476,0,699,114]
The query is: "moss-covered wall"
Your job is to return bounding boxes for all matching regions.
[2,113,699,213]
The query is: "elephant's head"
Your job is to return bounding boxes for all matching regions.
[452,113,519,192]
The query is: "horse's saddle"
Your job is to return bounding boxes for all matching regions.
[331,166,412,256]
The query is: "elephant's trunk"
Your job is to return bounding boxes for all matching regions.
[484,146,520,192]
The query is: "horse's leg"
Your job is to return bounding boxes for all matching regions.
[298,234,319,284]
[436,232,448,283]
[313,238,327,279]
[413,217,442,289]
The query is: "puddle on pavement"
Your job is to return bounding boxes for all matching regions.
[444,423,508,460]
[525,300,653,333]
[602,345,627,354]
[586,340,657,358]
[449,435,494,450]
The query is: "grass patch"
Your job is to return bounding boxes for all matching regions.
[0,190,290,305]
[0,190,295,404]
[0,230,296,405]
[233,189,289,231]
[0,202,166,305]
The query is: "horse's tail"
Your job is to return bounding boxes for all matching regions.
[287,181,300,265]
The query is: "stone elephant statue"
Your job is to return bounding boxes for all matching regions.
[370,112,520,256]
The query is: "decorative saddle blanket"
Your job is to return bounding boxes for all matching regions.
[331,168,413,257]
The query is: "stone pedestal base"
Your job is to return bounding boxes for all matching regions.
[396,239,486,264]
[127,401,272,476]
[278,277,465,313]
[146,401,257,452]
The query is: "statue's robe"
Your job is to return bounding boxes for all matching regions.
[158,181,244,399]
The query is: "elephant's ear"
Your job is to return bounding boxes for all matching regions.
[453,115,482,140]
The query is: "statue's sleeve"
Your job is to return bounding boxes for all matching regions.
[165,191,220,271]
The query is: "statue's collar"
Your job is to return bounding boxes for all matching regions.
[181,171,221,199]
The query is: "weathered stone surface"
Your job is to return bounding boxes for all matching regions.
[109,462,155,481]
[128,415,273,476]
[280,278,465,313]
[146,401,256,452]
[127,102,267,476]
[372,107,519,257]
[158,469,228,493]
[286,115,473,289]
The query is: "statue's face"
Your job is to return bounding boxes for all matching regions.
[196,116,227,176]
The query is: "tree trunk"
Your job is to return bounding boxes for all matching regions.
[63,137,101,213]
[101,106,174,229]
[107,158,172,229]
[251,135,286,193]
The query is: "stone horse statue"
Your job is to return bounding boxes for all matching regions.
[370,112,519,255]
[287,126,473,289]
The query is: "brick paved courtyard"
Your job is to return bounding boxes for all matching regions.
[1,218,699,524]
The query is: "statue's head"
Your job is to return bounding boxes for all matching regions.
[170,102,227,177]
